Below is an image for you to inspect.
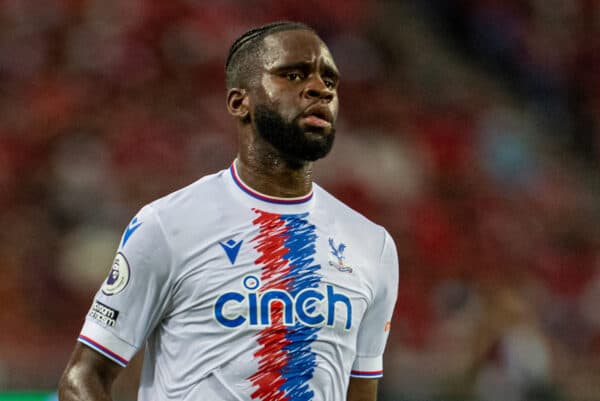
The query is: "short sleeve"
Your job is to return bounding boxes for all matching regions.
[351,229,399,378]
[78,204,173,366]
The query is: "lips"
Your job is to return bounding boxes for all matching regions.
[303,115,331,128]
[301,105,333,129]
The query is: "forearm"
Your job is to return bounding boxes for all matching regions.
[347,377,378,401]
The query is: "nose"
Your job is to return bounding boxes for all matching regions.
[303,76,334,102]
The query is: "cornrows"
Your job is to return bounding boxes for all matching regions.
[225,21,312,69]
[225,21,314,89]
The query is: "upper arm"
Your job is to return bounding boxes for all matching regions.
[351,230,399,378]
[347,377,378,401]
[59,342,124,401]
[79,205,173,367]
[60,205,172,400]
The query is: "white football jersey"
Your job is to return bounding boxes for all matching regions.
[79,161,399,401]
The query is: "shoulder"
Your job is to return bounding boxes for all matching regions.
[149,170,225,215]
[129,169,230,247]
[314,183,389,243]
[314,184,398,295]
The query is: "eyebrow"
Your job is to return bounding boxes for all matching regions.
[272,61,340,79]
[321,64,340,79]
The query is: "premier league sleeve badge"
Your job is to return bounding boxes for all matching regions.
[102,252,131,295]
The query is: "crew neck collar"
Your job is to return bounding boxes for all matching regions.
[228,160,314,206]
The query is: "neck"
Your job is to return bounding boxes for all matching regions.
[236,138,314,199]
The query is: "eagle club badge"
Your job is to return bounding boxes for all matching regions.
[328,238,353,273]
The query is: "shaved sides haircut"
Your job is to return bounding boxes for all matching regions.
[225,21,314,90]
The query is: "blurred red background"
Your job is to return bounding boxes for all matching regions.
[1,1,600,400]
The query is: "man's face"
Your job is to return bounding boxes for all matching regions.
[249,29,340,162]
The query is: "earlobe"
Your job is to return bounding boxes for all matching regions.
[226,89,250,121]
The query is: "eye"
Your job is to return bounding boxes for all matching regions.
[286,72,304,81]
[323,77,336,89]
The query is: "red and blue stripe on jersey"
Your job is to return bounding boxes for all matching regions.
[78,334,129,367]
[248,209,321,401]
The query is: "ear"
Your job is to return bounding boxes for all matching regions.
[226,88,250,121]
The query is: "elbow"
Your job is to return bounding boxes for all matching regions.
[58,361,111,401]
[58,343,121,400]
[58,366,79,400]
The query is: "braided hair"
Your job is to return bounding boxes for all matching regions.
[225,21,314,89]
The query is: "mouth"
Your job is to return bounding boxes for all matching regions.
[301,107,333,129]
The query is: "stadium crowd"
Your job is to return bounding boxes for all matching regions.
[0,1,599,400]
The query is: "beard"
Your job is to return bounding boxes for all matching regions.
[253,104,335,162]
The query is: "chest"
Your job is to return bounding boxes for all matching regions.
[166,209,373,335]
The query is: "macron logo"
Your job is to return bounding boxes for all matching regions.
[122,217,142,248]
[219,239,243,265]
